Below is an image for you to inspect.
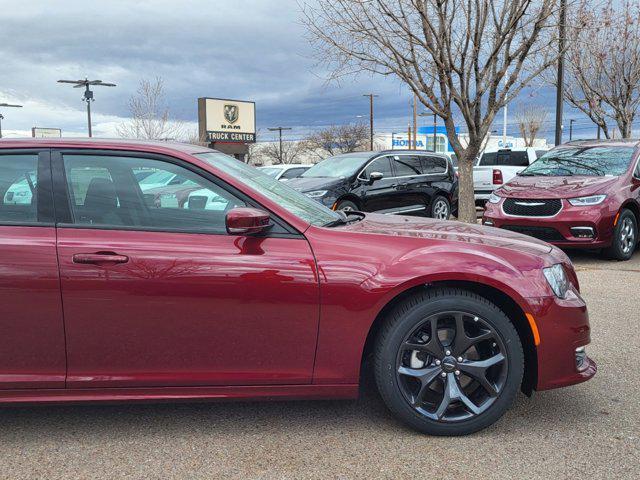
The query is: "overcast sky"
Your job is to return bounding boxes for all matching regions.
[0,0,593,142]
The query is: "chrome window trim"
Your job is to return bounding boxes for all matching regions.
[356,153,449,181]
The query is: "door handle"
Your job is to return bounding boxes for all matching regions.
[73,252,129,265]
[395,183,409,190]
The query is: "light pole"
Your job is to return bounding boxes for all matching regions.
[268,126,292,163]
[57,78,116,137]
[0,103,23,139]
[418,112,437,152]
[554,0,567,146]
[363,93,378,150]
[569,119,575,141]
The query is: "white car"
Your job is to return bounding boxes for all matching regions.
[473,147,545,205]
[258,164,312,181]
[3,173,36,205]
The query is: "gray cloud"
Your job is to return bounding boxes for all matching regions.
[0,0,572,140]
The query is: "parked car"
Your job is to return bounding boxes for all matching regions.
[474,147,542,205]
[0,138,595,436]
[258,164,312,181]
[287,150,458,219]
[3,171,36,205]
[483,140,640,260]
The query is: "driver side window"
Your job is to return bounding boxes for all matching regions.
[364,156,393,179]
[63,154,246,233]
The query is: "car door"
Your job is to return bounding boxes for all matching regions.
[358,155,400,212]
[53,150,320,389]
[0,150,66,389]
[389,155,429,214]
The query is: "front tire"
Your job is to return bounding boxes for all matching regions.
[603,209,637,261]
[335,199,358,212]
[374,288,524,436]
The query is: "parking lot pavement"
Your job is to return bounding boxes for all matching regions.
[0,252,638,480]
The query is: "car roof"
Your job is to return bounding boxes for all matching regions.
[560,139,640,148]
[482,146,537,153]
[0,137,212,155]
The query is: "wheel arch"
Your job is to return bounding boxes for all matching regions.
[620,200,640,227]
[335,194,362,210]
[360,280,538,396]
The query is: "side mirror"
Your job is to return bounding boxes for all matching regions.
[368,171,384,184]
[226,207,271,235]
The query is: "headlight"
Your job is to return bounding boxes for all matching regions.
[488,192,502,204]
[568,195,606,206]
[543,264,570,299]
[305,190,328,198]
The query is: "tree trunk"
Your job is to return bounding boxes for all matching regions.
[456,147,479,224]
[618,116,633,139]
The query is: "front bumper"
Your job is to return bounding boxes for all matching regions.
[527,290,596,391]
[482,199,615,248]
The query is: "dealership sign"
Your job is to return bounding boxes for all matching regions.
[198,97,256,143]
[31,127,62,138]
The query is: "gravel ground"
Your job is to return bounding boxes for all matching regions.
[0,250,638,479]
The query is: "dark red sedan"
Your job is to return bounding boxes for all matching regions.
[0,138,595,435]
[483,140,640,260]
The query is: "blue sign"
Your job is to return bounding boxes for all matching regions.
[417,125,459,135]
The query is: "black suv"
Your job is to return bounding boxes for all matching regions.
[286,150,458,219]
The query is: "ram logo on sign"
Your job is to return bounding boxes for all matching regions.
[198,98,256,143]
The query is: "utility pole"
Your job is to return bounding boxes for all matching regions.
[569,119,575,141]
[0,103,23,139]
[502,104,508,145]
[363,94,378,150]
[432,114,437,152]
[58,78,116,137]
[267,126,292,163]
[412,94,417,150]
[554,0,567,146]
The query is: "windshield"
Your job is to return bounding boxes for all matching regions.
[521,146,636,177]
[196,152,342,226]
[301,154,369,178]
[258,167,281,178]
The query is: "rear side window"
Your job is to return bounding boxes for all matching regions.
[392,156,423,176]
[480,151,528,167]
[420,156,448,174]
[0,154,39,224]
[280,167,306,179]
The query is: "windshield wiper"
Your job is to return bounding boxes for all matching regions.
[322,211,364,227]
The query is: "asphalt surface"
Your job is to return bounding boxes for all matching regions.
[0,250,638,479]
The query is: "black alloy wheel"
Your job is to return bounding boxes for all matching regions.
[374,288,523,436]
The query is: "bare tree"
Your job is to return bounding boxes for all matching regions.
[515,105,548,146]
[260,140,305,164]
[301,0,562,223]
[117,77,184,140]
[302,123,369,160]
[561,0,640,139]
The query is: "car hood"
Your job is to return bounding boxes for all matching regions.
[496,175,618,199]
[339,213,553,255]
[286,176,347,192]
